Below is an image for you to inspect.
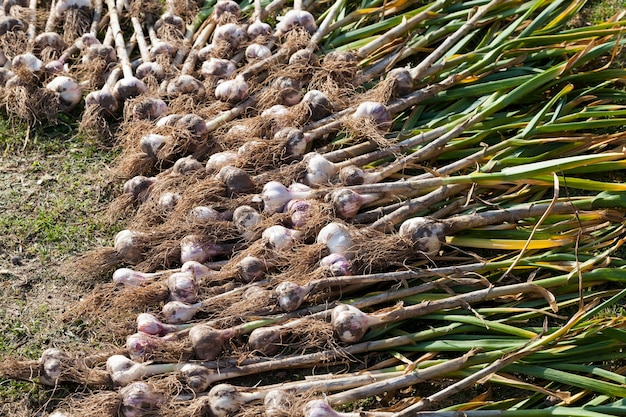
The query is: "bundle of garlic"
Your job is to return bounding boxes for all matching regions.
[5,0,626,416]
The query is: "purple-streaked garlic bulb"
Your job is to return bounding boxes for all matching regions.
[155,113,182,127]
[237,255,267,282]
[157,192,180,214]
[139,133,168,158]
[213,0,241,20]
[275,10,317,36]
[112,268,159,286]
[331,304,379,343]
[82,44,116,65]
[167,74,206,97]
[212,22,247,49]
[107,355,145,386]
[84,87,119,116]
[216,165,255,194]
[261,181,312,213]
[248,325,283,355]
[272,76,302,106]
[247,20,272,38]
[189,324,235,360]
[136,313,189,337]
[181,260,213,279]
[155,12,185,34]
[173,156,204,174]
[46,75,82,111]
[125,332,165,361]
[55,0,91,15]
[162,300,203,324]
[136,61,165,81]
[274,281,310,312]
[285,199,314,229]
[168,271,198,303]
[12,52,43,72]
[3,0,28,16]
[131,97,167,120]
[176,113,209,140]
[387,67,414,97]
[352,101,392,130]
[180,234,232,264]
[113,77,147,101]
[114,230,146,264]
[338,165,365,186]
[150,41,177,59]
[304,153,336,186]
[206,150,239,173]
[317,222,352,258]
[262,225,304,251]
[123,175,156,202]
[232,205,262,240]
[261,104,290,119]
[120,381,162,417]
[197,44,214,61]
[302,90,332,121]
[208,384,264,417]
[274,126,307,157]
[319,253,351,276]
[303,400,346,417]
[265,389,294,417]
[329,189,380,219]
[200,58,236,78]
[180,363,213,393]
[289,48,319,66]
[190,206,224,222]
[39,348,68,386]
[245,43,271,61]
[0,16,25,36]
[33,32,65,57]
[398,217,445,256]
[215,76,249,103]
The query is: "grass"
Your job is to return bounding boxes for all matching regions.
[0,0,625,415]
[0,120,120,414]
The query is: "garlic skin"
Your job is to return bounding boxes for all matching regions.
[262,225,304,251]
[247,20,271,38]
[215,76,249,103]
[245,43,272,61]
[233,205,262,240]
[114,230,145,264]
[304,153,336,186]
[136,61,165,81]
[265,389,295,417]
[46,76,82,111]
[200,58,236,78]
[276,10,317,36]
[317,222,353,258]
[162,300,203,324]
[398,217,445,256]
[319,253,351,276]
[353,101,392,130]
[139,133,168,158]
[180,363,212,393]
[212,22,248,49]
[331,304,370,343]
[113,77,147,101]
[303,399,344,417]
[120,381,163,417]
[166,74,205,97]
[12,52,43,72]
